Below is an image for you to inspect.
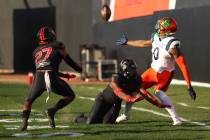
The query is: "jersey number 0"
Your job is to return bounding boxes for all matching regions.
[152,47,159,60]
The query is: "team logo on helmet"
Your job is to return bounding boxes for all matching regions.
[119,58,137,79]
[37,26,56,45]
[155,17,177,36]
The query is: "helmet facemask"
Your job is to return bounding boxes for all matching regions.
[120,59,138,79]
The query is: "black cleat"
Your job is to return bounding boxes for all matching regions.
[74,113,88,123]
[19,119,28,131]
[46,108,56,128]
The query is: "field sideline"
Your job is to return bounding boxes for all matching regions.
[0,75,210,139]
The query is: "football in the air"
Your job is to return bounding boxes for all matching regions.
[100,4,111,21]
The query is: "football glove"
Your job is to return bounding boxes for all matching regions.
[188,85,196,100]
[65,73,76,80]
[116,34,128,45]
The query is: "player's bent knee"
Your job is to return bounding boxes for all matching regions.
[64,95,75,103]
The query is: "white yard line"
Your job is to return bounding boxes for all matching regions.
[0,109,37,112]
[177,102,210,110]
[4,125,69,130]
[79,96,210,129]
[12,131,84,137]
[197,106,210,110]
[177,102,190,107]
[0,118,49,123]
[171,79,210,88]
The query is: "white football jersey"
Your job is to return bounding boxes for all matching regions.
[150,33,180,73]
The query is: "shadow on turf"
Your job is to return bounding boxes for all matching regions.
[118,120,173,127]
[85,128,210,135]
[117,120,209,128]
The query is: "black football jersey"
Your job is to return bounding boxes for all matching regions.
[33,41,64,71]
[114,73,141,94]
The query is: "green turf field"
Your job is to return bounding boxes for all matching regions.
[0,82,210,140]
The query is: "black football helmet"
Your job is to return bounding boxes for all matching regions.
[37,26,56,45]
[119,58,137,79]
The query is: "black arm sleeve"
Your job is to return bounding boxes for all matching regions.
[57,72,68,78]
[64,54,82,73]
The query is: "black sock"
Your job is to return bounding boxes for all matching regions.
[22,110,31,120]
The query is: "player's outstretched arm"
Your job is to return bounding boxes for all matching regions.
[127,40,152,48]
[58,72,76,80]
[116,34,152,48]
[58,44,82,73]
[170,47,196,100]
[64,55,82,73]
[139,88,171,108]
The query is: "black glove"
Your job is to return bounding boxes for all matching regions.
[116,34,128,45]
[188,85,196,100]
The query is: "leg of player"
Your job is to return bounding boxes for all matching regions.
[103,99,122,124]
[20,75,44,131]
[116,102,134,123]
[87,94,108,124]
[20,101,31,131]
[47,76,76,128]
[46,96,74,128]
[155,90,182,125]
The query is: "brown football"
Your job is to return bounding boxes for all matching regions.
[101,4,111,21]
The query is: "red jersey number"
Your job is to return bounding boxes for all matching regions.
[35,47,52,65]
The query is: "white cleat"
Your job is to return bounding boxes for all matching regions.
[173,119,183,125]
[116,114,128,123]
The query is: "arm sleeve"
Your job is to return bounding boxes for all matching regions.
[175,55,191,88]
[58,42,82,73]
[64,55,82,73]
[57,72,68,78]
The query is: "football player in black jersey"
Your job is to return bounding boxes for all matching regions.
[74,58,169,124]
[20,26,82,131]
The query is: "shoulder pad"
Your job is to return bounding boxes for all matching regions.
[151,32,157,42]
[166,38,180,51]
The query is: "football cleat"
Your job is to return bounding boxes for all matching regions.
[173,118,183,125]
[46,108,56,128]
[116,114,129,123]
[19,119,28,131]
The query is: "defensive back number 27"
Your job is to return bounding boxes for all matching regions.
[35,47,52,64]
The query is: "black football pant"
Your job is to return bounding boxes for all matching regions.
[25,71,75,105]
[87,86,122,124]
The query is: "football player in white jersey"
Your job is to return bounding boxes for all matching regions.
[116,17,196,125]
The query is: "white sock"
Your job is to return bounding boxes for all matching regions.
[123,102,134,117]
[155,90,180,122]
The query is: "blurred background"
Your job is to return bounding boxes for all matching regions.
[0,0,210,82]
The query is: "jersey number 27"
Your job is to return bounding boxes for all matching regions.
[35,47,52,65]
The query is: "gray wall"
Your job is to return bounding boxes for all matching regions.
[93,16,154,74]
[0,0,56,72]
[56,0,93,70]
[1,0,210,80]
[0,0,93,72]
[93,6,210,83]
[176,0,210,9]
